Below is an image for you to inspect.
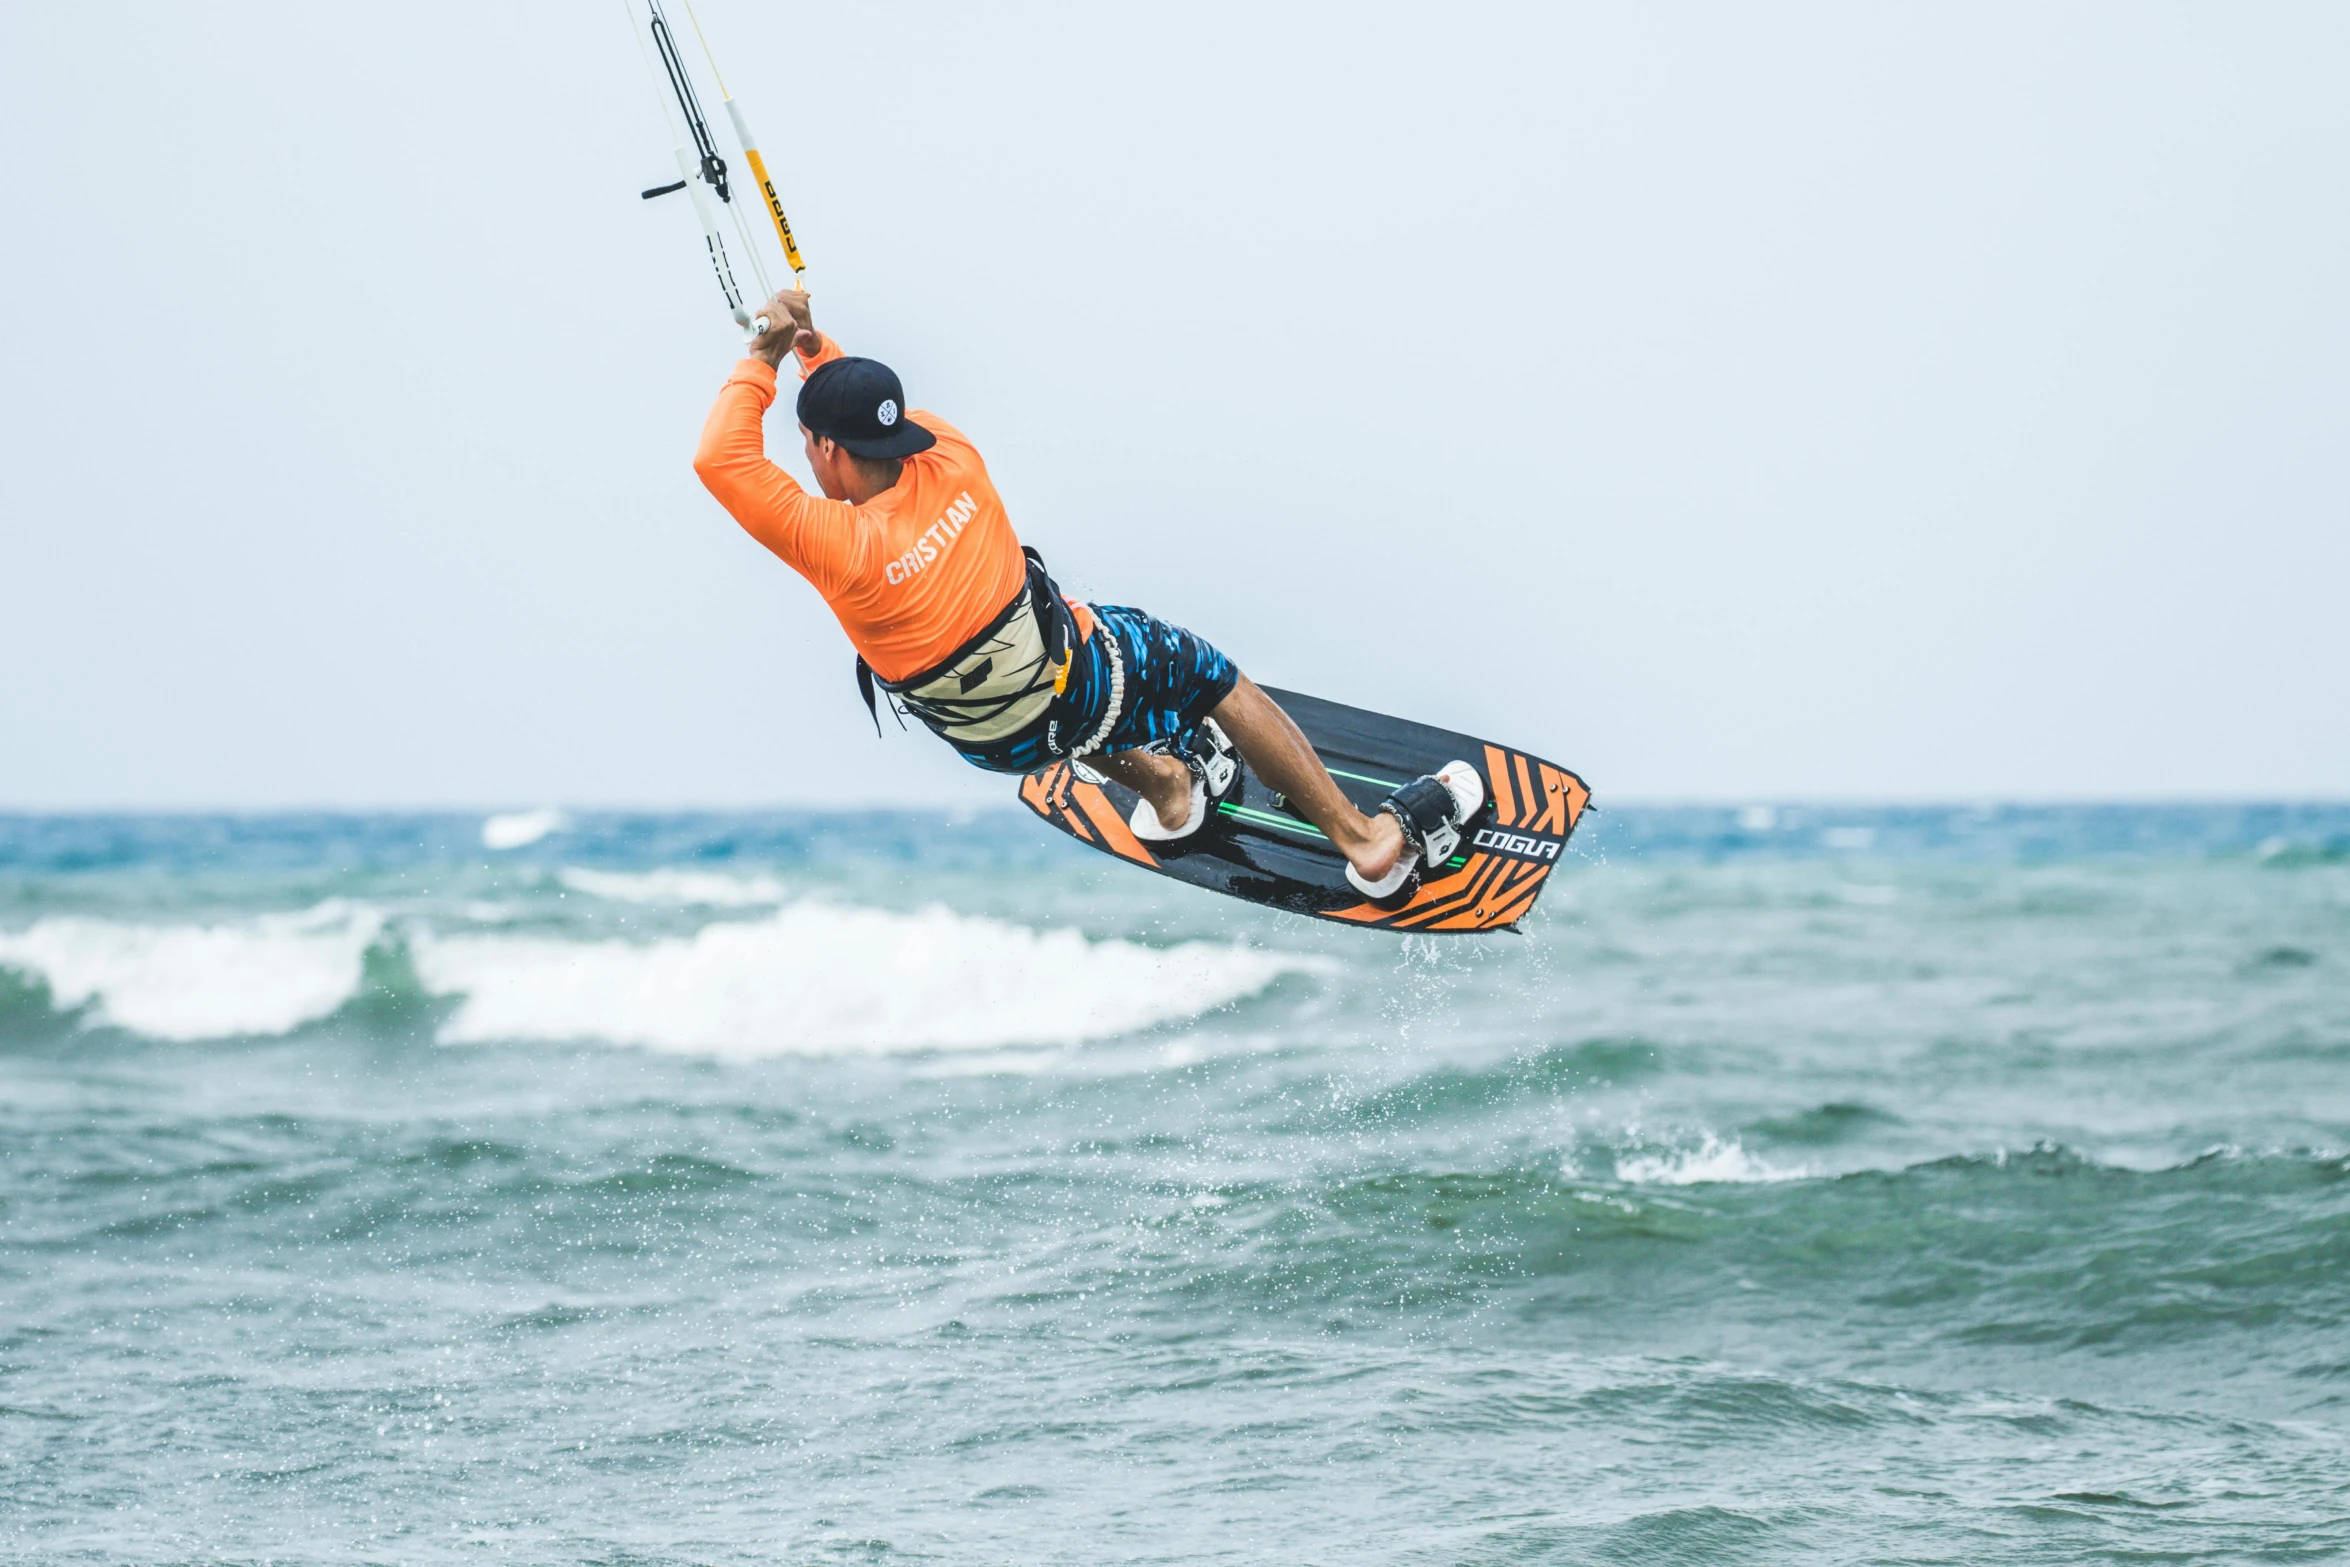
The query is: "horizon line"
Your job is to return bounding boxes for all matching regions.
[4,797,2349,817]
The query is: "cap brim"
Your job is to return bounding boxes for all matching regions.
[837,417,937,460]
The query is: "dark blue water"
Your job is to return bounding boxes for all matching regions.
[4,805,2347,1563]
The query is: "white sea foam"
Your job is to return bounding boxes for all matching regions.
[557,867,789,908]
[1614,1134,1809,1186]
[0,897,1317,1054]
[411,902,1320,1055]
[0,903,381,1041]
[481,809,567,850]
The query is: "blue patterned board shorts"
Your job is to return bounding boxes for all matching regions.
[945,602,1238,775]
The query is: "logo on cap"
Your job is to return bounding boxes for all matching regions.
[877,399,899,427]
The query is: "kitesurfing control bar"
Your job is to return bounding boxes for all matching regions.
[627,0,805,336]
[675,0,807,292]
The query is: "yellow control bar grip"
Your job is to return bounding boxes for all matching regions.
[724,101,806,282]
[744,147,806,277]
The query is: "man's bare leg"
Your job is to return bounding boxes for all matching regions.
[1210,674,1408,881]
[1095,748,1194,831]
[1092,674,1408,882]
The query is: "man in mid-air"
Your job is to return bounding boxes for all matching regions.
[694,289,1481,899]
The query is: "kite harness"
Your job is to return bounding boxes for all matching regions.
[854,549,1116,764]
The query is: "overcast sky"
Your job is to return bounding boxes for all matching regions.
[3,2,2344,809]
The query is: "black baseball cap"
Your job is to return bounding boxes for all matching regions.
[796,356,937,460]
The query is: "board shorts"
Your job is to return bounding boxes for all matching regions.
[944,603,1238,775]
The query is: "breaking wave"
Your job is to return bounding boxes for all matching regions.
[481,809,567,850]
[1611,1133,1812,1186]
[0,903,382,1041]
[556,867,789,907]
[0,900,1321,1054]
[409,903,1318,1055]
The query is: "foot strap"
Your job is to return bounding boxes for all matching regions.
[1346,762,1482,902]
[1381,773,1466,865]
[1191,717,1239,801]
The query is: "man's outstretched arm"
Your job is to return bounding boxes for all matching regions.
[691,291,855,594]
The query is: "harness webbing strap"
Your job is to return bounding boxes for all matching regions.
[852,656,909,737]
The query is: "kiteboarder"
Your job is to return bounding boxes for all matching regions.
[693,288,1483,898]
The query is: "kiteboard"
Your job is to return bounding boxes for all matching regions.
[1018,686,1588,933]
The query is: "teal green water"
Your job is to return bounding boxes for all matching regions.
[3,807,2348,1563]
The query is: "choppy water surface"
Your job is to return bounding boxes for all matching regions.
[4,804,2348,1564]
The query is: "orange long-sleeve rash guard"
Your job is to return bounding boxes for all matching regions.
[694,335,1068,685]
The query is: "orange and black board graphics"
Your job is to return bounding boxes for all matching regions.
[1018,686,1589,933]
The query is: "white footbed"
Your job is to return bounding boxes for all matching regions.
[1130,777,1209,842]
[1344,853,1417,900]
[1345,760,1484,898]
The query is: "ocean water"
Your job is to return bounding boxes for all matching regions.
[3,803,2348,1565]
